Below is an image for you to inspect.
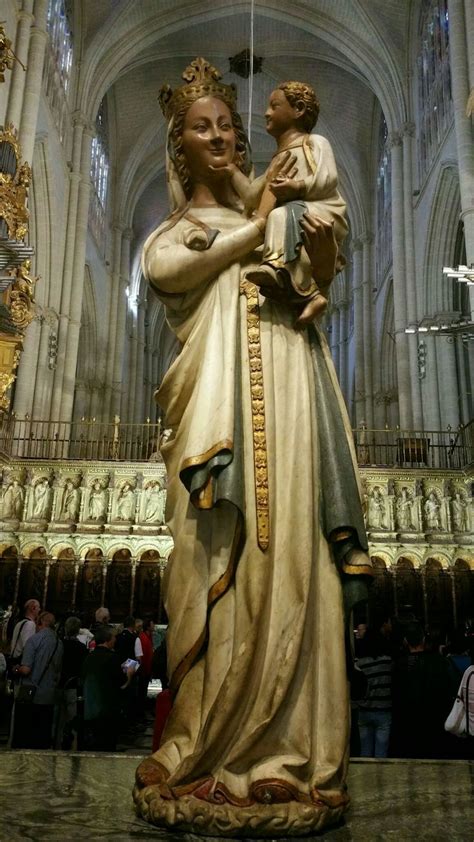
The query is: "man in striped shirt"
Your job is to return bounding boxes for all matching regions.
[355,628,392,757]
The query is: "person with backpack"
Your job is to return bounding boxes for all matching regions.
[11,611,63,748]
[8,599,41,675]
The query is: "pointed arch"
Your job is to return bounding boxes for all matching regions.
[73,265,98,420]
[422,164,461,316]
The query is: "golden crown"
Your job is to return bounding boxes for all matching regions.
[159,57,237,120]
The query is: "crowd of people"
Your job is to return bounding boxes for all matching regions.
[1,599,473,760]
[0,599,165,752]
[351,615,474,759]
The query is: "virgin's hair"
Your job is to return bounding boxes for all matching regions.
[169,96,251,200]
[278,81,320,132]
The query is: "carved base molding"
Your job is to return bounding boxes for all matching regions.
[134,784,348,838]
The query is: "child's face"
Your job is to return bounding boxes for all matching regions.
[265,89,301,138]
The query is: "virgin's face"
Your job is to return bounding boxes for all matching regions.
[182,97,236,181]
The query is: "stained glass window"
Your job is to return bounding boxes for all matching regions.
[376,114,392,278]
[89,100,109,245]
[417,0,452,180]
[43,0,73,141]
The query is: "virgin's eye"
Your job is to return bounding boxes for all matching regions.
[193,123,208,131]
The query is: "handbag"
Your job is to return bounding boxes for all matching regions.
[15,636,59,706]
[445,668,473,737]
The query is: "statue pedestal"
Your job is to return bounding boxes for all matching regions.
[20,519,48,532]
[425,531,453,544]
[397,531,419,543]
[132,524,170,535]
[48,520,76,533]
[133,780,349,838]
[77,522,105,534]
[104,521,132,534]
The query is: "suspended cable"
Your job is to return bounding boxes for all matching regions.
[247,0,255,142]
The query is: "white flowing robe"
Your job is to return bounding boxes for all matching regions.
[142,206,360,802]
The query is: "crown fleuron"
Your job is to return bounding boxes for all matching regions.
[158,57,237,120]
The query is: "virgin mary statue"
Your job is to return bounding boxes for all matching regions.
[134,58,372,837]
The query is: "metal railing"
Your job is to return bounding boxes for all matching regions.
[353,421,473,470]
[0,416,161,462]
[0,415,472,468]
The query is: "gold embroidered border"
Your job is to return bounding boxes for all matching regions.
[181,438,233,472]
[240,280,269,551]
[342,562,374,577]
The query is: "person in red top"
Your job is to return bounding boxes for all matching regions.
[138,618,154,718]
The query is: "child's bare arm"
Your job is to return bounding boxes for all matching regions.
[235,171,266,210]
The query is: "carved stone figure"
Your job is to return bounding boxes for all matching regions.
[424,491,441,530]
[396,487,414,531]
[88,479,107,521]
[134,59,371,837]
[116,482,135,521]
[452,492,468,532]
[368,486,386,529]
[144,480,165,523]
[3,478,24,519]
[32,478,51,520]
[84,561,103,598]
[60,480,80,522]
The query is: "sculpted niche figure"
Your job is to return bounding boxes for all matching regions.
[60,479,80,522]
[2,479,25,520]
[368,486,386,530]
[144,480,165,524]
[116,482,135,521]
[424,490,441,530]
[452,491,468,532]
[134,59,371,837]
[32,477,51,520]
[396,487,414,531]
[88,479,108,521]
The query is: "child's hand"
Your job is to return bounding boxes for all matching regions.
[269,177,305,201]
[265,151,298,184]
[209,162,238,176]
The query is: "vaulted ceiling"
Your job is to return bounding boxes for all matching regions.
[73,0,417,278]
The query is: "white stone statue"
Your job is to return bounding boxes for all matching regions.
[116,482,135,521]
[396,487,414,531]
[3,479,25,520]
[88,479,108,520]
[134,59,371,837]
[368,486,386,529]
[144,480,165,523]
[32,478,51,520]
[60,480,80,521]
[424,491,441,530]
[452,492,468,532]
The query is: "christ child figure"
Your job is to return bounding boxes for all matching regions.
[229,81,348,325]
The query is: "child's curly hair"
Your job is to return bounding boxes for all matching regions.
[278,81,320,132]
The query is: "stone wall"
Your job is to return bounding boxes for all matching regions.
[1,459,472,626]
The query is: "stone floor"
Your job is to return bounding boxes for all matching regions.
[0,751,473,841]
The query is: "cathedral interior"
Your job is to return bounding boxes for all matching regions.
[0,0,472,631]
[0,1,473,838]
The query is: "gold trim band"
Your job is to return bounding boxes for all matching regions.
[181,438,233,472]
[240,280,269,551]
